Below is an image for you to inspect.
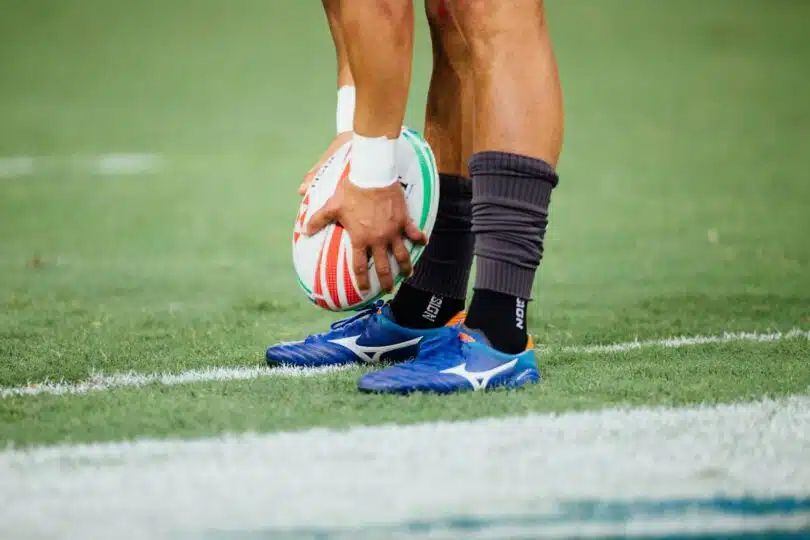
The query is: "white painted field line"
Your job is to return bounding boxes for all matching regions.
[550,327,810,355]
[2,396,809,539]
[1,328,808,399]
[0,153,163,178]
[0,156,35,178]
[0,364,350,399]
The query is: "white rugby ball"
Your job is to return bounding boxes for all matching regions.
[293,127,439,311]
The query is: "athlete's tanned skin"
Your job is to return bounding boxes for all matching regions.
[305,0,563,294]
[268,0,564,381]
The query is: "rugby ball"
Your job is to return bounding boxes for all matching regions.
[293,128,439,311]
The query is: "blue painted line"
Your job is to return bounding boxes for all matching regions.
[198,496,810,539]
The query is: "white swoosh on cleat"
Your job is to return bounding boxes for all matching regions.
[441,359,519,391]
[328,336,424,363]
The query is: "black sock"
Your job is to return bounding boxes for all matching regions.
[464,151,558,354]
[389,174,473,329]
[464,289,529,354]
[388,283,465,329]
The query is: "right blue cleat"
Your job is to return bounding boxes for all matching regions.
[265,300,465,368]
[357,327,539,394]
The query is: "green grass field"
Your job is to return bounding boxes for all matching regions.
[1,0,809,445]
[2,2,810,537]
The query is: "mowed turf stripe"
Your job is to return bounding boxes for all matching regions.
[2,329,808,399]
[2,396,809,539]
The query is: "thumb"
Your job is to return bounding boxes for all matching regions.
[403,219,427,245]
[305,201,337,236]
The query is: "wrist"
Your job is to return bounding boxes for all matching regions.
[349,134,398,189]
[336,86,355,134]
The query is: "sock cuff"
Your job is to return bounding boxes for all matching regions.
[474,257,536,300]
[438,173,472,200]
[469,151,559,192]
[405,252,472,300]
[434,173,473,235]
[469,151,556,301]
[404,174,474,300]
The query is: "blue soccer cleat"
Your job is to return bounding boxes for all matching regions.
[357,327,539,394]
[266,300,465,368]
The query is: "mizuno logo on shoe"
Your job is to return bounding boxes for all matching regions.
[328,335,423,363]
[441,359,518,391]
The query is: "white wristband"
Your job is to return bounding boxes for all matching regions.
[336,86,355,134]
[349,134,398,189]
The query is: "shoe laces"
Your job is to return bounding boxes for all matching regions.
[405,327,465,368]
[306,299,385,341]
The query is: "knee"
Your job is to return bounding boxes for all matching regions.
[425,0,452,27]
[364,0,413,33]
[426,0,468,69]
[450,0,546,56]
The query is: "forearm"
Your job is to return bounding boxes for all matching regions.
[323,0,355,133]
[339,0,413,140]
[322,0,353,88]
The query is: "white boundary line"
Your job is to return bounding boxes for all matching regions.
[0,364,351,399]
[550,327,810,354]
[0,153,163,178]
[2,328,808,399]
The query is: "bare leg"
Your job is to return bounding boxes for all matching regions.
[423,0,473,176]
[450,0,563,165]
[387,0,476,328]
[443,0,564,353]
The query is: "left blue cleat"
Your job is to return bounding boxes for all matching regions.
[357,327,539,394]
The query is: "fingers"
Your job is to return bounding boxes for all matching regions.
[301,150,327,195]
[372,245,394,292]
[301,159,321,196]
[303,133,352,196]
[305,200,336,236]
[403,219,428,245]
[352,245,371,293]
[298,174,313,196]
[391,237,413,278]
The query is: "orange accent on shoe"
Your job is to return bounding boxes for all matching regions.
[444,311,466,327]
[525,335,535,350]
[458,332,476,343]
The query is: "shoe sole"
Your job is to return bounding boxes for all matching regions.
[357,367,541,394]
